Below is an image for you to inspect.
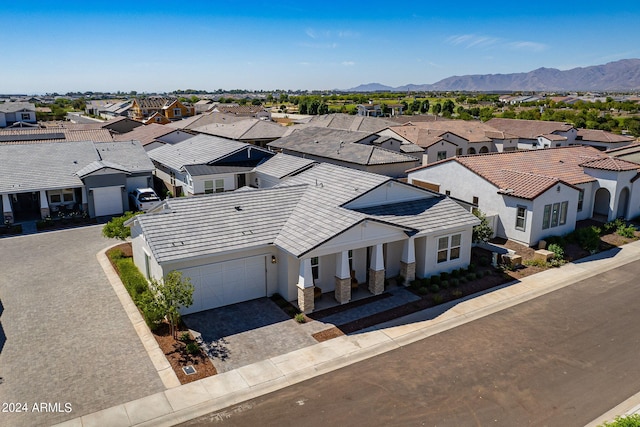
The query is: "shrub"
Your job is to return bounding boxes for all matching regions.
[421,277,431,287]
[472,209,493,243]
[418,286,429,295]
[573,226,601,252]
[102,211,140,240]
[430,275,441,285]
[459,276,468,284]
[617,224,636,238]
[547,243,565,260]
[484,269,492,277]
[479,256,490,267]
[600,414,640,427]
[603,218,626,234]
[294,313,306,323]
[466,273,477,281]
[115,258,149,299]
[440,272,449,281]
[451,289,463,299]
[524,259,547,268]
[179,332,191,342]
[468,263,477,272]
[429,284,440,293]
[137,291,164,330]
[440,280,449,289]
[450,278,459,287]
[450,269,460,278]
[185,342,200,355]
[432,294,443,304]
[410,279,421,290]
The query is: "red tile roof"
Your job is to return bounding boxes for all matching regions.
[580,157,640,171]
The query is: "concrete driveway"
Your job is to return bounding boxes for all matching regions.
[0,226,164,427]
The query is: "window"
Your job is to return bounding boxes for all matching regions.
[437,234,461,263]
[472,196,479,205]
[445,190,451,196]
[21,113,30,120]
[348,250,353,270]
[311,256,319,280]
[542,201,569,230]
[577,190,584,212]
[516,206,526,231]
[456,148,463,156]
[215,179,224,193]
[204,180,214,194]
[48,189,75,205]
[173,108,181,117]
[437,151,447,161]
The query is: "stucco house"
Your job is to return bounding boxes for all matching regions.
[0,140,154,223]
[0,102,37,128]
[127,161,479,314]
[148,134,274,197]
[268,127,420,178]
[407,146,640,246]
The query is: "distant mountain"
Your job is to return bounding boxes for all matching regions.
[345,59,640,92]
[345,82,395,92]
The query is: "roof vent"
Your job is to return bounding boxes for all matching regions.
[235,206,242,211]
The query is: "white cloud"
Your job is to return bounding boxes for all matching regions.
[446,34,500,49]
[507,41,548,52]
[305,28,317,39]
[298,42,338,49]
[342,61,355,66]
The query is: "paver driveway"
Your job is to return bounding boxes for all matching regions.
[0,226,164,427]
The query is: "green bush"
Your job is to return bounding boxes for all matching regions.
[570,226,601,252]
[179,332,191,342]
[617,224,636,238]
[450,269,460,278]
[418,286,429,295]
[468,263,477,272]
[430,275,441,285]
[440,272,449,281]
[600,414,640,427]
[294,313,306,323]
[547,243,565,260]
[524,259,548,268]
[410,279,421,290]
[429,284,440,293]
[603,218,626,234]
[479,256,490,267]
[102,211,140,240]
[440,280,449,289]
[432,294,443,304]
[137,291,164,330]
[450,278,459,287]
[421,277,431,287]
[114,257,149,299]
[466,273,477,281]
[451,289,463,299]
[185,342,200,355]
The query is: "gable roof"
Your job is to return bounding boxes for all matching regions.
[148,133,271,171]
[389,120,501,146]
[0,102,35,113]
[0,128,114,144]
[194,118,287,141]
[486,118,574,139]
[269,127,419,166]
[133,162,478,263]
[299,113,399,133]
[409,146,618,199]
[165,112,249,130]
[254,152,316,179]
[113,123,179,146]
[576,128,636,144]
[580,157,640,171]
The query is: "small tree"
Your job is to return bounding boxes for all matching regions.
[151,271,194,338]
[102,211,140,240]
[472,209,493,244]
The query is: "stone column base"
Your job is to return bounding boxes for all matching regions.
[40,207,50,219]
[334,276,351,304]
[400,261,416,286]
[298,286,315,313]
[368,269,385,295]
[3,212,14,224]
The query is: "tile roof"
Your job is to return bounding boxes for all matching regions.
[577,129,636,144]
[135,97,173,109]
[165,112,249,130]
[269,127,419,165]
[409,146,617,199]
[214,105,266,115]
[300,113,399,133]
[486,118,574,139]
[254,153,316,179]
[148,133,270,171]
[194,118,287,141]
[0,128,114,144]
[75,160,131,178]
[113,123,177,146]
[389,120,498,145]
[94,141,155,173]
[580,157,640,172]
[0,102,35,113]
[134,161,479,263]
[183,164,255,177]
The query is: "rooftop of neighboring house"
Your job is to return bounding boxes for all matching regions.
[165,112,249,130]
[42,116,143,133]
[0,128,114,144]
[254,152,317,179]
[213,104,267,115]
[133,97,175,110]
[148,133,271,171]
[576,128,636,144]
[0,102,36,113]
[113,123,183,146]
[388,120,501,146]
[193,117,288,141]
[0,140,152,194]
[408,145,639,200]
[298,113,399,133]
[130,161,478,263]
[268,127,420,166]
[486,118,575,139]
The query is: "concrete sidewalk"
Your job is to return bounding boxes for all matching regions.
[55,240,640,427]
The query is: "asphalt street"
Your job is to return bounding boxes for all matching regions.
[179,259,640,427]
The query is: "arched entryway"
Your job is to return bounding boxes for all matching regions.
[479,146,489,154]
[617,187,630,219]
[593,188,611,221]
[467,147,476,155]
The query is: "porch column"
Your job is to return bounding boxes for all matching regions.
[297,258,315,313]
[334,251,351,304]
[81,187,88,212]
[400,237,416,286]
[2,194,13,224]
[368,244,385,295]
[39,190,49,219]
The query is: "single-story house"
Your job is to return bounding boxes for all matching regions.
[407,146,640,246]
[193,117,288,148]
[268,127,420,178]
[127,161,479,314]
[148,133,274,197]
[0,140,154,222]
[113,123,193,151]
[0,102,37,128]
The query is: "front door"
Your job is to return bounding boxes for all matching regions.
[237,174,246,188]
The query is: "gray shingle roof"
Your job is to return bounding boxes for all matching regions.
[195,118,287,141]
[269,128,419,166]
[148,134,267,171]
[76,160,131,178]
[183,164,255,176]
[254,153,316,179]
[0,102,35,113]
[95,141,155,173]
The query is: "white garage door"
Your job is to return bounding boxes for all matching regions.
[126,176,150,193]
[181,255,267,314]
[92,186,124,216]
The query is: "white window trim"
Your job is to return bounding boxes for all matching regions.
[437,233,462,264]
[515,205,526,231]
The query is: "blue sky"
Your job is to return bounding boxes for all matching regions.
[2,1,639,94]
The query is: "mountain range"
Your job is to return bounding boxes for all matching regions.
[346,59,640,92]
